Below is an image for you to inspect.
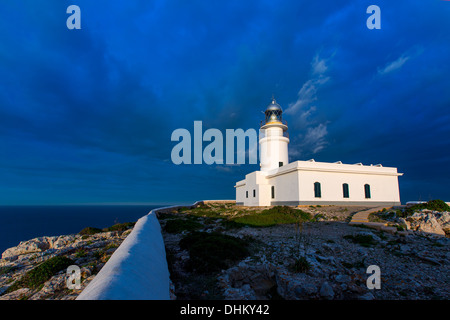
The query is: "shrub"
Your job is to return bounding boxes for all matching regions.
[103,222,135,232]
[163,219,203,234]
[0,266,16,275]
[400,200,450,217]
[75,249,87,258]
[179,232,249,273]
[79,227,103,235]
[343,234,377,247]
[231,206,311,227]
[292,256,311,273]
[7,256,74,293]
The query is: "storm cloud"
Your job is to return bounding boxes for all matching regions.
[0,0,449,204]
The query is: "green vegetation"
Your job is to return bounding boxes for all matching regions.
[74,248,87,258]
[312,213,326,221]
[79,221,135,236]
[291,256,311,273]
[179,231,250,273]
[79,227,103,235]
[6,256,73,293]
[231,206,311,227]
[343,234,377,247]
[399,200,450,218]
[103,222,135,232]
[163,218,203,233]
[184,207,224,219]
[0,266,17,275]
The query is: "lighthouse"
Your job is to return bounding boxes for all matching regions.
[235,96,403,207]
[259,98,289,171]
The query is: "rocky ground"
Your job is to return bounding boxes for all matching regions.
[161,202,450,300]
[0,226,132,300]
[1,202,449,300]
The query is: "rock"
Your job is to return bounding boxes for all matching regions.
[294,283,317,299]
[348,283,367,294]
[0,288,33,300]
[399,244,411,254]
[359,292,375,300]
[52,235,76,249]
[80,266,93,279]
[437,212,450,233]
[42,273,66,294]
[357,231,381,242]
[416,251,441,266]
[407,212,446,236]
[1,237,50,259]
[319,281,334,300]
[321,242,334,252]
[335,274,351,283]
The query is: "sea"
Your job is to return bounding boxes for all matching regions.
[0,204,167,255]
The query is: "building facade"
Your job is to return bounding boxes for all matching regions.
[235,98,403,207]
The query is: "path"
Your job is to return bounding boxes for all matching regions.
[348,206,399,233]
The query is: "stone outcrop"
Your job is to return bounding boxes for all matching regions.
[0,230,131,300]
[401,211,449,236]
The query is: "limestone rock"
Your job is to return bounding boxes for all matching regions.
[359,292,375,300]
[2,237,50,259]
[406,212,446,236]
[319,281,334,300]
[0,288,33,300]
[294,282,317,299]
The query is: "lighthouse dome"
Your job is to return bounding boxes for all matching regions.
[266,98,282,111]
[264,98,283,124]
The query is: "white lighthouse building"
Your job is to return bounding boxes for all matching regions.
[235,98,403,207]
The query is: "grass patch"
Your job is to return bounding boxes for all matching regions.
[231,206,311,227]
[6,256,73,293]
[185,207,223,219]
[163,218,203,234]
[179,231,250,273]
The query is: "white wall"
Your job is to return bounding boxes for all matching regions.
[297,170,401,204]
[259,126,289,172]
[268,166,299,204]
[76,210,171,300]
[236,160,402,206]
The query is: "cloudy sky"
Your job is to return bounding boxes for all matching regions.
[0,0,449,205]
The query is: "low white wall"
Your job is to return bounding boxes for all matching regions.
[76,209,171,300]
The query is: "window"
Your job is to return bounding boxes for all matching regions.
[253,189,256,197]
[343,183,349,198]
[246,191,248,198]
[271,186,275,199]
[364,184,371,199]
[314,182,321,198]
[279,162,283,167]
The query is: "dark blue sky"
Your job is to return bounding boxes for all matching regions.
[0,0,449,205]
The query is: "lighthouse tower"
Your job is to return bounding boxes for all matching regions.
[259,98,289,171]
